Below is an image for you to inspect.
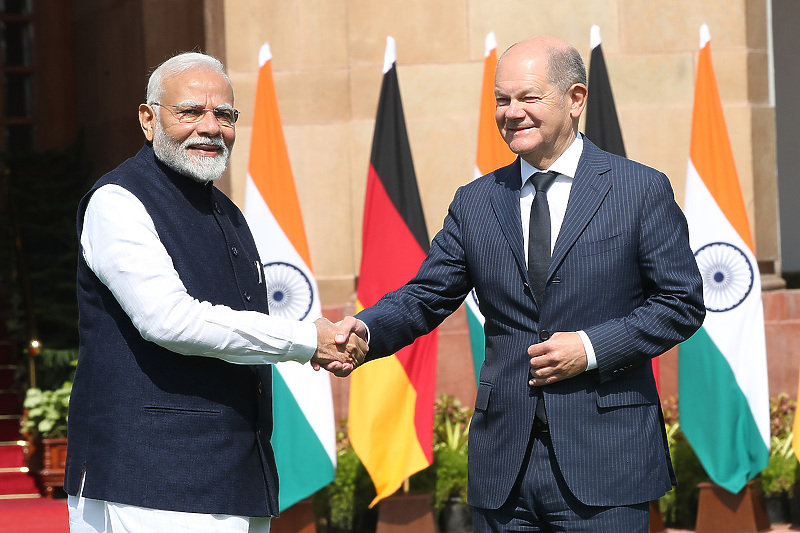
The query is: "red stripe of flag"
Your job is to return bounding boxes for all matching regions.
[348,37,439,506]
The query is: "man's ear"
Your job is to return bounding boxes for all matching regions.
[568,83,588,119]
[139,104,156,142]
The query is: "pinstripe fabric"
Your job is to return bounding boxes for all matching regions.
[357,138,704,510]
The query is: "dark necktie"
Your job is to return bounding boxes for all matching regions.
[527,171,558,304]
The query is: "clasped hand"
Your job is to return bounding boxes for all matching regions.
[311,317,368,377]
[528,331,587,386]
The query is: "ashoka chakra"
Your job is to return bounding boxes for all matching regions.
[263,261,314,320]
[693,242,754,312]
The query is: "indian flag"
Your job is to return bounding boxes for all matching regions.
[466,32,516,384]
[678,25,770,494]
[244,43,336,510]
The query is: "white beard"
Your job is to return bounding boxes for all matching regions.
[152,120,232,183]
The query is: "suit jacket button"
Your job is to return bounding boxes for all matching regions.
[539,330,550,341]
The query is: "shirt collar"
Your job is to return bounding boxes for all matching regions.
[520,132,584,183]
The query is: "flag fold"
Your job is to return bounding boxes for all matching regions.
[678,25,770,494]
[466,31,516,384]
[348,36,439,506]
[244,43,336,511]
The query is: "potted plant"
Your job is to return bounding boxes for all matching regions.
[314,421,377,533]
[657,396,709,529]
[433,394,472,533]
[22,380,71,497]
[760,394,798,525]
[761,433,797,524]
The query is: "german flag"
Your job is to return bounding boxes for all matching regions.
[348,36,439,506]
[585,25,626,158]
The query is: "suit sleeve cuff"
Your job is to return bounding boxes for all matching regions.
[577,330,597,371]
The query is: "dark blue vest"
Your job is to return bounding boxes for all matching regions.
[65,143,279,517]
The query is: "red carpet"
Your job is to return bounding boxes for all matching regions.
[0,497,69,532]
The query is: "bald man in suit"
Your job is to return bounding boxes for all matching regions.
[337,36,704,532]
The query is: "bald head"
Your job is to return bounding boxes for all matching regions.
[493,35,588,168]
[499,36,587,95]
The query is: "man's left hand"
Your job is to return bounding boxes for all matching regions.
[528,331,587,386]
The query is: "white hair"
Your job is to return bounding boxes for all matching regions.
[146,52,232,104]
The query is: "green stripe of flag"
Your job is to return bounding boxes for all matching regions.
[272,370,335,510]
[466,307,484,385]
[678,327,769,493]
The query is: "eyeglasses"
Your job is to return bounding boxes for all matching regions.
[150,102,239,127]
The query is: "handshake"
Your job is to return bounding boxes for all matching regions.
[311,316,367,377]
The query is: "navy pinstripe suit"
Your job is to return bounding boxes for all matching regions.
[357,137,704,510]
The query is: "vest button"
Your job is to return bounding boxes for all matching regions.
[214,202,223,214]
[244,291,251,302]
[231,246,239,256]
[539,330,550,341]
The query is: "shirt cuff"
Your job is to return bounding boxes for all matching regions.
[286,320,319,364]
[577,330,597,371]
[363,320,371,345]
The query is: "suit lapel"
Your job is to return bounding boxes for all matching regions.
[550,141,612,276]
[489,159,529,282]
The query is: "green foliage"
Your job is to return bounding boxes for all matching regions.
[761,440,798,497]
[658,396,709,528]
[770,393,796,441]
[315,396,474,531]
[28,348,78,391]
[431,394,471,513]
[760,394,798,496]
[658,394,800,526]
[328,446,361,530]
[315,421,377,533]
[22,381,72,439]
[2,138,92,351]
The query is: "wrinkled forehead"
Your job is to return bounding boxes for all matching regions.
[495,55,550,92]
[160,67,234,106]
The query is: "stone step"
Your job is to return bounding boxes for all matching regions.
[0,441,27,469]
[0,493,41,500]
[0,468,39,496]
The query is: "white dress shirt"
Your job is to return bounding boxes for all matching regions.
[69,183,320,532]
[519,133,598,371]
[79,184,318,365]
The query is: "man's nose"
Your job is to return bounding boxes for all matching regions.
[196,109,223,135]
[505,101,525,119]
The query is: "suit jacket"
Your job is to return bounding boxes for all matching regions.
[357,138,704,509]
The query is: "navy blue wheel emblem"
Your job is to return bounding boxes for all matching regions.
[693,242,754,312]
[263,261,314,320]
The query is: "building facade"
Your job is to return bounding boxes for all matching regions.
[2,0,798,413]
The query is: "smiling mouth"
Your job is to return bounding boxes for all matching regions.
[187,144,222,156]
[507,126,533,134]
